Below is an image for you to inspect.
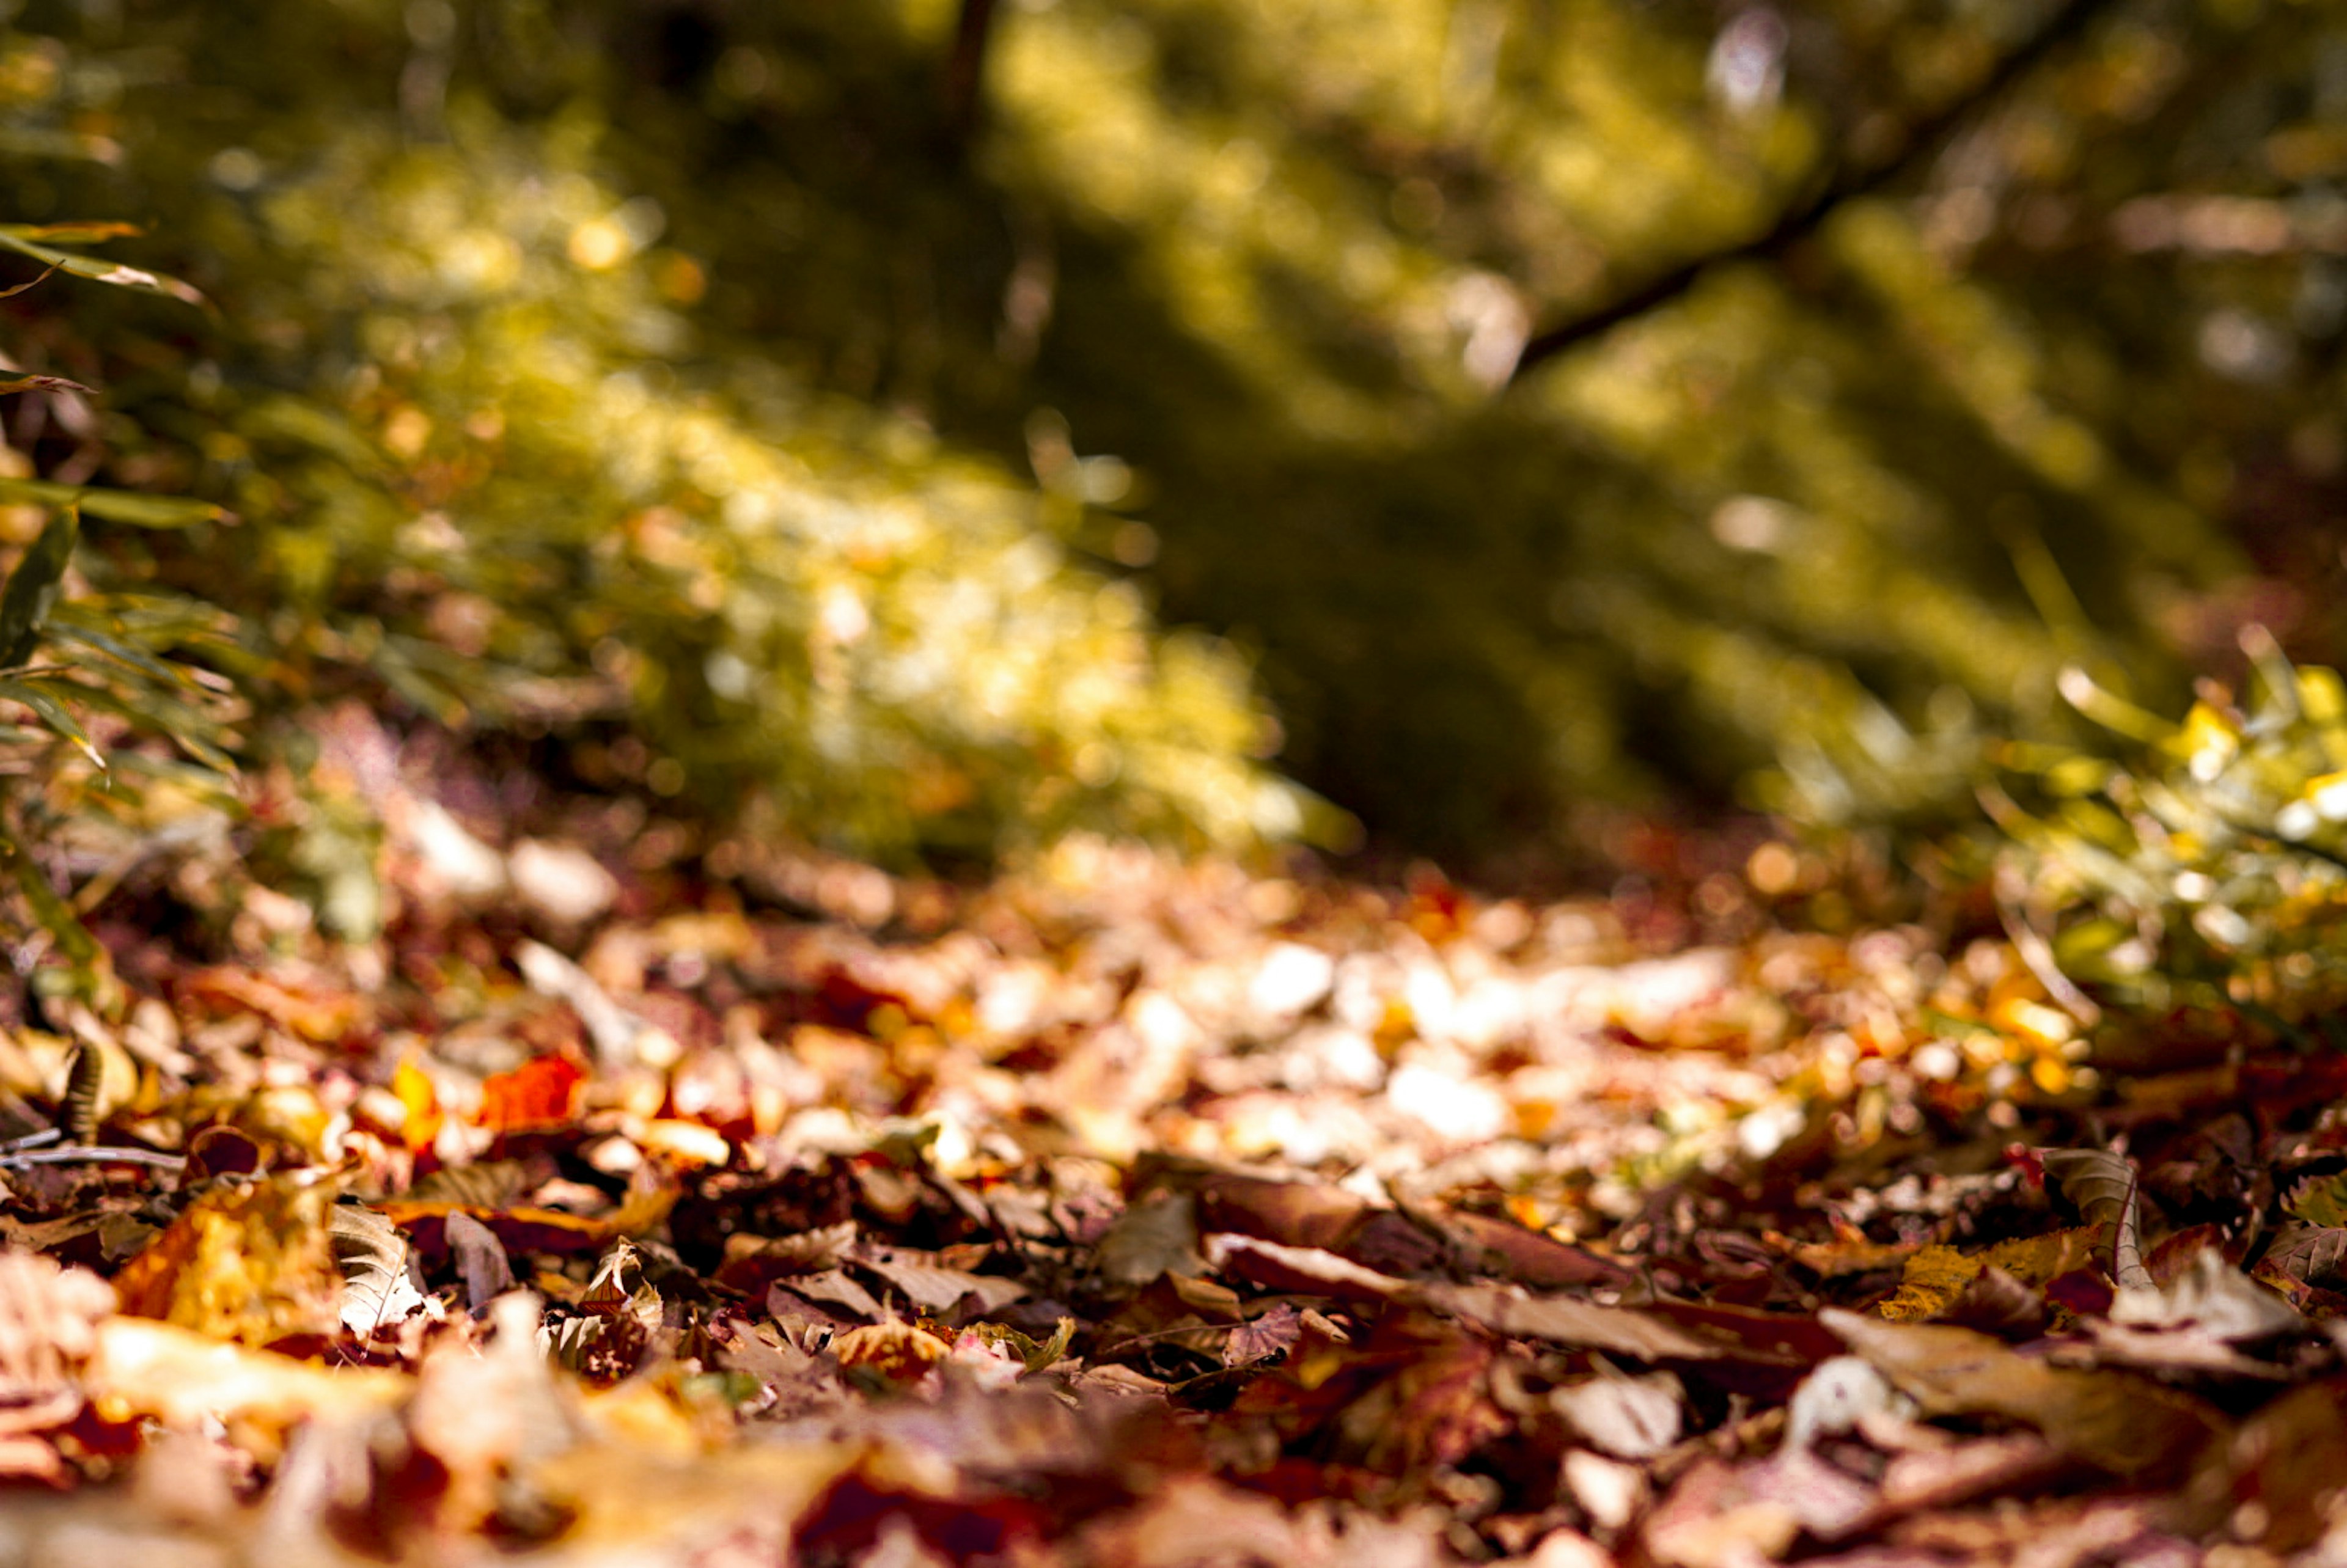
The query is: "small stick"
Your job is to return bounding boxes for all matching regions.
[0,1144,185,1171]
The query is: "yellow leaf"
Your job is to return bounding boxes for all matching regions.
[110,1176,341,1344]
[1876,1244,1981,1322]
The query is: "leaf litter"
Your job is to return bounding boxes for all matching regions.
[8,728,2347,1562]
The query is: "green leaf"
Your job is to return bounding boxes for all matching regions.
[0,506,78,668]
[45,620,200,691]
[59,683,235,774]
[0,812,102,967]
[0,130,120,164]
[0,478,220,529]
[2288,1173,2347,1230]
[0,222,141,244]
[0,676,102,768]
[0,373,92,395]
[0,223,205,306]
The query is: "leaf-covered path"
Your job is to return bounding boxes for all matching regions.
[0,718,2340,1566]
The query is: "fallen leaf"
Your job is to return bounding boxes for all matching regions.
[1423,1283,1723,1362]
[1821,1307,2225,1476]
[443,1209,515,1313]
[180,965,366,1044]
[476,1053,586,1132]
[87,1316,406,1430]
[1552,1367,1684,1458]
[111,1176,343,1345]
[329,1201,426,1336]
[853,1243,1028,1316]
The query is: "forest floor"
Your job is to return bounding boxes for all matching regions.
[0,708,2340,1567]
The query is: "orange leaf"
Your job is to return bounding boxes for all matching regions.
[476,1054,585,1132]
[111,1177,342,1345]
[832,1321,950,1385]
[182,965,367,1044]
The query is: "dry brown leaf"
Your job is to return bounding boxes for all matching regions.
[790,1267,886,1321]
[1423,1283,1724,1362]
[1094,1192,1204,1290]
[444,1209,516,1312]
[1224,1301,1304,1366]
[1821,1307,2225,1477]
[2040,1148,2152,1291]
[1204,1233,1407,1302]
[853,1242,1028,1315]
[330,1201,426,1336]
[1438,1206,1638,1289]
[833,1321,950,1387]
[2256,1223,2347,1291]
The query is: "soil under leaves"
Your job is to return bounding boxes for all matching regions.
[0,715,2342,1566]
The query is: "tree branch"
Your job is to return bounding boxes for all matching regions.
[1506,0,2122,384]
[944,0,1001,143]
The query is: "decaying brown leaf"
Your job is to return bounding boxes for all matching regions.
[1822,1308,2226,1477]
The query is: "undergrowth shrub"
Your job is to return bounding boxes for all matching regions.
[0,10,1323,975]
[1989,626,2347,1031]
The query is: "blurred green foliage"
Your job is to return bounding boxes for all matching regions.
[1991,629,2347,1027]
[0,488,248,1001]
[0,0,2341,895]
[0,1,1318,885]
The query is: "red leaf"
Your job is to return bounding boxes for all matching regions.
[475,1054,584,1131]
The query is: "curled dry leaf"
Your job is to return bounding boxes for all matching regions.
[444,1209,517,1313]
[2109,1246,2302,1343]
[833,1321,951,1388]
[1204,1233,1407,1302]
[2040,1148,2153,1291]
